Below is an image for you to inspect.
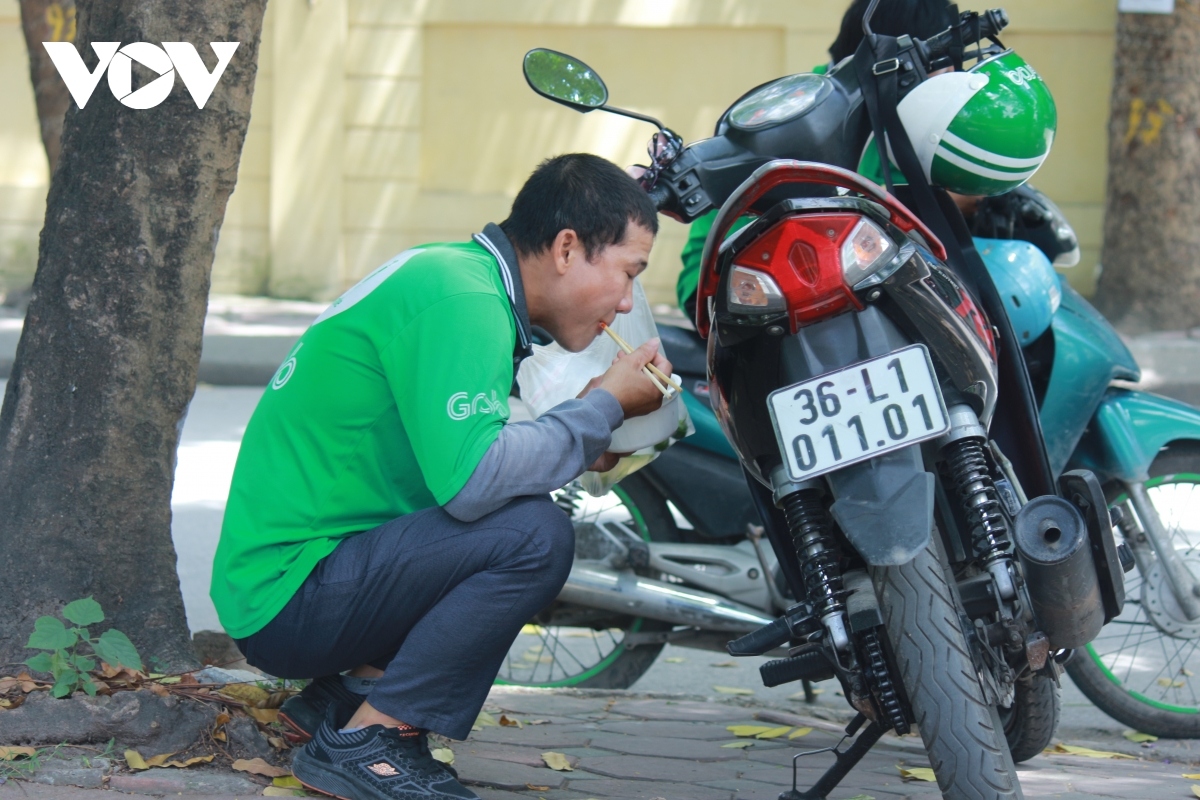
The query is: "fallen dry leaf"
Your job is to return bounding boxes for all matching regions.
[789,688,824,699]
[232,757,290,778]
[727,725,773,737]
[262,788,305,797]
[247,708,280,724]
[710,661,738,668]
[712,686,754,695]
[0,677,18,692]
[1193,787,1200,800]
[218,683,271,707]
[0,747,36,760]
[720,741,755,749]
[17,672,41,693]
[124,750,155,770]
[663,657,685,663]
[268,737,288,750]
[213,712,231,742]
[264,690,292,709]
[755,726,793,740]
[0,699,12,709]
[1122,729,1157,743]
[147,683,170,698]
[525,785,551,792]
[475,711,499,728]
[788,727,814,739]
[498,715,523,729]
[1184,773,1200,779]
[156,676,182,685]
[898,766,937,782]
[541,752,574,771]
[1043,744,1135,759]
[526,719,550,725]
[273,776,303,788]
[161,756,214,769]
[431,748,454,766]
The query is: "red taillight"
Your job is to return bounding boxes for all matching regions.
[729,214,866,332]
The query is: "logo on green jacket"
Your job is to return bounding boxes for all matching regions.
[447,390,504,421]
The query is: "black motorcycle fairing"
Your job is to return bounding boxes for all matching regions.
[879,250,999,424]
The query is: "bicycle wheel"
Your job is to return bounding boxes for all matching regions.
[1067,443,1200,737]
[495,473,678,689]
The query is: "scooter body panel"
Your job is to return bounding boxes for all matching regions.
[1040,285,1141,477]
[1070,389,1200,483]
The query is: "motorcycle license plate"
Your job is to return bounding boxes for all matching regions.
[768,344,950,482]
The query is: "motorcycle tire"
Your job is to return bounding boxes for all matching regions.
[1001,672,1061,763]
[1067,442,1200,738]
[495,473,680,690]
[871,529,1023,800]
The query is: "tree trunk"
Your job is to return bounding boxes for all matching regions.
[0,0,267,671]
[18,0,76,175]
[1093,3,1200,332]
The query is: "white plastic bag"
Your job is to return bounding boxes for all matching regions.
[517,279,693,495]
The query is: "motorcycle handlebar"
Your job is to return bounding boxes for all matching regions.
[918,8,1009,65]
[646,182,673,212]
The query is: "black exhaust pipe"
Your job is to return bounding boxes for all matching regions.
[1012,495,1105,649]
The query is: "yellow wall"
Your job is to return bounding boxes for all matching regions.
[0,0,1118,305]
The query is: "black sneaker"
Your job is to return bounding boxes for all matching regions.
[292,708,476,800]
[279,675,366,744]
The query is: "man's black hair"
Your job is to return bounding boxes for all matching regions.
[500,153,659,260]
[828,0,955,64]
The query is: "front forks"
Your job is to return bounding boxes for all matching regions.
[1121,482,1200,620]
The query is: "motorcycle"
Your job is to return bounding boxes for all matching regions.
[513,6,1200,797]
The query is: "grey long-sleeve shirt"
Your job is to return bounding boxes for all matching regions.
[443,389,624,522]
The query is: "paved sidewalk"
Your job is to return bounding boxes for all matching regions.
[4,688,1199,800]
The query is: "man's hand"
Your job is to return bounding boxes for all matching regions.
[587,451,629,473]
[594,339,673,419]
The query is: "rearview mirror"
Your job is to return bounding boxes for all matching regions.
[523,49,608,111]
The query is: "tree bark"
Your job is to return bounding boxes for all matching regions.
[1094,2,1200,332]
[18,0,76,176]
[0,0,267,670]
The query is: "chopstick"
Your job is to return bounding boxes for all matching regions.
[600,323,684,396]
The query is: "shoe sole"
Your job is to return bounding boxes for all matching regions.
[277,709,314,745]
[290,749,357,800]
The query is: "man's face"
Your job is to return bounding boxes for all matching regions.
[549,221,654,352]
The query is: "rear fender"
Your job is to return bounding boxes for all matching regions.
[1070,389,1200,483]
[826,444,934,566]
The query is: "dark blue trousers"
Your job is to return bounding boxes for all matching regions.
[236,495,574,740]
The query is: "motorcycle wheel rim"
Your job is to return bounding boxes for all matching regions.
[1086,472,1200,715]
[494,484,653,688]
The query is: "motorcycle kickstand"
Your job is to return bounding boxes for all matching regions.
[778,713,886,800]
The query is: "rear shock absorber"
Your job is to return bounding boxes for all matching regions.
[941,404,1016,600]
[771,467,851,651]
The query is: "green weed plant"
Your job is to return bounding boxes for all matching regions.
[24,597,142,698]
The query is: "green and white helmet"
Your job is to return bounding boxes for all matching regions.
[864,51,1057,196]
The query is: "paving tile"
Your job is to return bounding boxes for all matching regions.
[563,777,734,799]
[468,725,594,749]
[693,778,794,799]
[581,720,734,741]
[487,690,617,718]
[575,753,742,784]
[457,741,577,769]
[456,752,569,792]
[586,732,749,761]
[607,698,738,721]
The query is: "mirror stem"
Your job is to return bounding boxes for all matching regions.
[602,104,668,134]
